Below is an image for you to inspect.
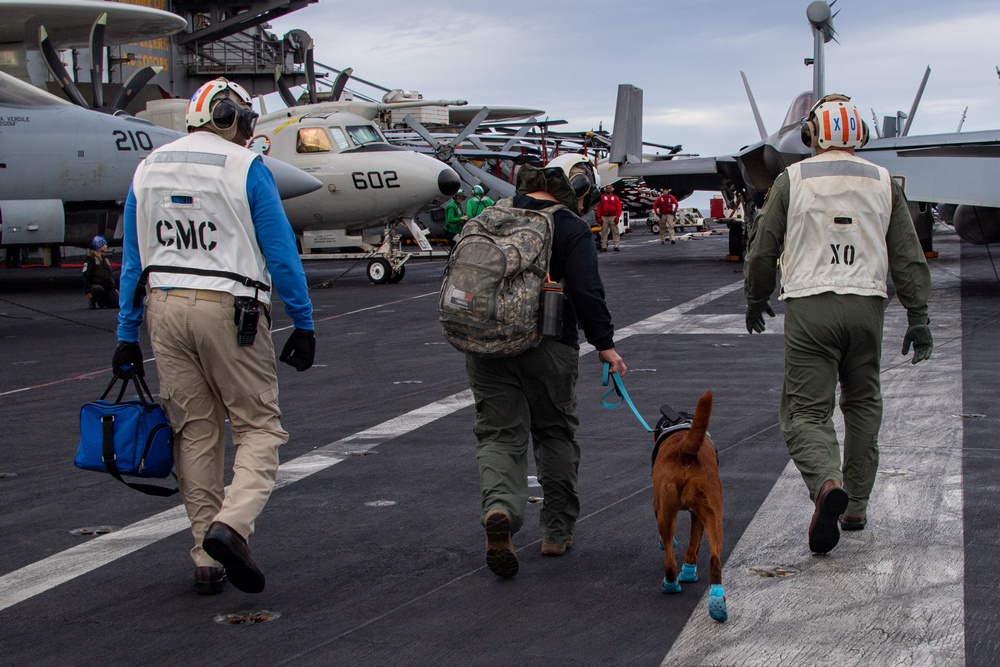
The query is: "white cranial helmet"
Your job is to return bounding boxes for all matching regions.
[185,78,257,139]
[802,93,869,150]
[545,153,600,197]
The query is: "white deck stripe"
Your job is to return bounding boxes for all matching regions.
[662,240,964,665]
[0,284,747,612]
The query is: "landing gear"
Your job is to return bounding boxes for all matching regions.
[302,217,437,285]
[367,257,392,284]
[364,218,424,284]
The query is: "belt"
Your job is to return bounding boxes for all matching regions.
[161,288,226,302]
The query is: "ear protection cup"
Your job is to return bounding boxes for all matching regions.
[207,99,240,141]
[801,116,818,149]
[212,98,238,130]
[568,171,592,199]
[207,98,259,142]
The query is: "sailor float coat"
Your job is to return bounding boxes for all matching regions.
[779,151,892,300]
[130,132,271,304]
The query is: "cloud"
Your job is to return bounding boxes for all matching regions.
[264,0,1000,202]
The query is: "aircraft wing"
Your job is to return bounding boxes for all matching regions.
[449,105,545,125]
[860,129,1000,207]
[618,156,737,200]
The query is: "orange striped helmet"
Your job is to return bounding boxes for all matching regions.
[801,94,869,150]
[185,78,253,131]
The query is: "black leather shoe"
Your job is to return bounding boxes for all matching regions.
[202,521,265,593]
[808,480,849,554]
[194,566,226,595]
[840,514,867,531]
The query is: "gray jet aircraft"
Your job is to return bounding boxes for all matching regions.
[0,70,322,249]
[610,0,1000,248]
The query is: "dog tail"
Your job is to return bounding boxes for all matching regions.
[680,391,713,459]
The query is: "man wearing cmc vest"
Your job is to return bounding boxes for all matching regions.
[114,78,316,595]
[465,154,626,578]
[743,93,932,555]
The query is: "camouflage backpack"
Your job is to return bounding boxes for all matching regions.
[439,198,563,357]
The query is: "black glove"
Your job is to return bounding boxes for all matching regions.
[112,341,144,378]
[902,324,933,365]
[280,328,315,372]
[745,301,776,334]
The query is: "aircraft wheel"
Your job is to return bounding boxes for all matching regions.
[367,258,392,284]
[650,222,661,234]
[387,265,406,284]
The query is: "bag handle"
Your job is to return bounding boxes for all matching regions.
[100,414,178,497]
[100,372,156,405]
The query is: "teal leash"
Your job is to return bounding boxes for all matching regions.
[600,362,653,433]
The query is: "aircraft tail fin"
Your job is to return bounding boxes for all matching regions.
[741,72,768,140]
[901,66,931,137]
[610,84,643,165]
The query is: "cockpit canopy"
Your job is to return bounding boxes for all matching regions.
[295,122,387,154]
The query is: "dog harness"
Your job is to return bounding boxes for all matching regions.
[650,405,693,468]
[650,404,718,469]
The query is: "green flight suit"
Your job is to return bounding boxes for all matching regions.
[744,165,931,517]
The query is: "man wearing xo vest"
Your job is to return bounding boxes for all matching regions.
[743,93,932,556]
[114,78,316,595]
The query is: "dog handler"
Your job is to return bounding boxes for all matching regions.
[464,155,626,578]
[114,78,316,594]
[743,94,932,554]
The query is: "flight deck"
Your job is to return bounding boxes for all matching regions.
[0,227,997,666]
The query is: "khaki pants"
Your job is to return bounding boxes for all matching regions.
[600,215,620,250]
[658,213,677,243]
[147,288,287,568]
[779,293,884,517]
[465,339,581,544]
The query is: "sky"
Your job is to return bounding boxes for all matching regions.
[266,0,1000,209]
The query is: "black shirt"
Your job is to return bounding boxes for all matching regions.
[513,194,616,351]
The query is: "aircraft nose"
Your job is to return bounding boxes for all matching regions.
[261,155,323,200]
[438,167,461,197]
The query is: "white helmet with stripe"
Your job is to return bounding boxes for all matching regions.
[801,93,869,150]
[185,78,258,140]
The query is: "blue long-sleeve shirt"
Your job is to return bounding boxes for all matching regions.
[117,157,314,342]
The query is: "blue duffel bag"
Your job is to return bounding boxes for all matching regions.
[76,373,177,496]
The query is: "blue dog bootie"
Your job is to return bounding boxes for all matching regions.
[658,537,678,551]
[678,562,698,583]
[661,577,682,594]
[708,584,728,622]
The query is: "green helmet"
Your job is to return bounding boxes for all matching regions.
[472,185,485,197]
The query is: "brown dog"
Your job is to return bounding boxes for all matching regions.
[652,391,727,622]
